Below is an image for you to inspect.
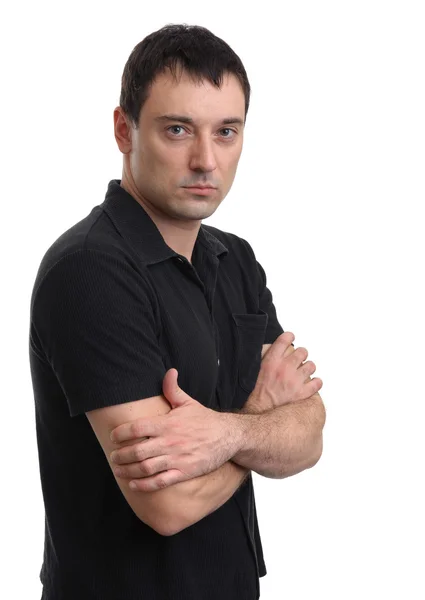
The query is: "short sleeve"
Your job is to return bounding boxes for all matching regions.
[31,249,166,417]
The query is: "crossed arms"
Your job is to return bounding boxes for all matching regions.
[86,332,326,536]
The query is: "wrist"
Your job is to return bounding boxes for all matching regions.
[241,392,273,414]
[221,412,250,456]
[240,401,265,415]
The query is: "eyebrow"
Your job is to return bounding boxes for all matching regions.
[154,114,245,126]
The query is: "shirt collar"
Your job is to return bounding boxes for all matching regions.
[101,179,228,266]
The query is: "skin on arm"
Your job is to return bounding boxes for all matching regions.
[108,334,325,488]
[231,392,325,478]
[232,337,326,476]
[86,394,249,537]
[241,341,297,414]
[238,342,273,414]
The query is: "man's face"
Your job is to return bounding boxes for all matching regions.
[124,68,245,222]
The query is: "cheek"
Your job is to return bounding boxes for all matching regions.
[223,143,242,167]
[150,143,185,175]
[144,154,183,193]
[224,154,241,179]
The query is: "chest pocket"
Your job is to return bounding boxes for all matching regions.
[232,311,268,394]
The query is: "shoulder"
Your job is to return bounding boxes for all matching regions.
[31,206,143,301]
[30,209,155,323]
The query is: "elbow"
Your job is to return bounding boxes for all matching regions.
[155,518,196,537]
[133,506,181,537]
[318,396,327,431]
[151,520,178,537]
[143,516,180,537]
[147,511,187,537]
[277,434,324,479]
[140,508,193,537]
[307,434,324,469]
[307,398,326,468]
[132,479,203,537]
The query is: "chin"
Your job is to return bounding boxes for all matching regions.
[176,208,217,221]
[179,203,218,219]
[170,197,222,221]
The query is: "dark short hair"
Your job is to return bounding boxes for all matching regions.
[119,24,251,128]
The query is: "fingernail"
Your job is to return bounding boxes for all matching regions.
[129,481,137,490]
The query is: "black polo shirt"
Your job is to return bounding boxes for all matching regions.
[29,179,284,600]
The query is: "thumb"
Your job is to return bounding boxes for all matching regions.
[162,368,191,409]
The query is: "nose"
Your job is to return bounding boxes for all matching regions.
[189,135,217,173]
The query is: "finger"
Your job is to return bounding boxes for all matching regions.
[288,346,308,367]
[129,469,189,492]
[114,456,170,479]
[111,439,160,465]
[110,418,159,444]
[265,332,295,359]
[282,343,296,357]
[162,368,179,400]
[298,360,316,381]
[162,368,194,409]
[304,377,323,397]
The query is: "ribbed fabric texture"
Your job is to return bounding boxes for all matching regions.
[29,180,284,600]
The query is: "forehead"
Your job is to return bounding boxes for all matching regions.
[142,68,245,123]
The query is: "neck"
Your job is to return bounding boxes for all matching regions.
[120,176,200,263]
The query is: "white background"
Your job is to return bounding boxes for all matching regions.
[1,1,424,598]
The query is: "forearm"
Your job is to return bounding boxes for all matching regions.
[231,393,326,478]
[239,391,272,415]
[170,460,250,534]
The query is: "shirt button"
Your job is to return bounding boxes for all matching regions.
[217,358,220,366]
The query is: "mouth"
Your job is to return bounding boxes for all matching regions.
[184,186,216,190]
[183,186,217,196]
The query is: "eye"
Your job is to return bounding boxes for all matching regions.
[219,128,237,140]
[167,125,187,137]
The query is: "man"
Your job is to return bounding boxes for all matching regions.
[30,23,325,600]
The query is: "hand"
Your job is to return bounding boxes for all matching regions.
[248,331,323,411]
[109,369,242,492]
